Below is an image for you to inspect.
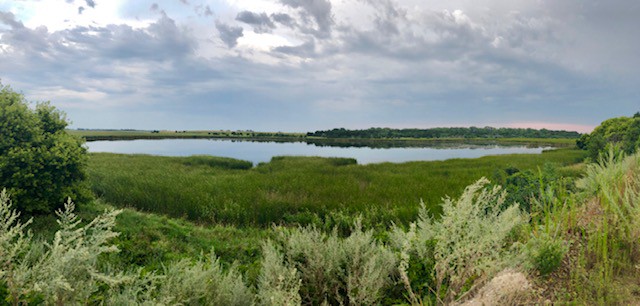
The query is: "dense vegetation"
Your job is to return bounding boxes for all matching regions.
[0,83,88,213]
[308,126,581,139]
[87,150,585,228]
[305,137,576,148]
[3,150,640,304]
[577,112,640,158]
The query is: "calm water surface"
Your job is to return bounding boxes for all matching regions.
[86,139,553,165]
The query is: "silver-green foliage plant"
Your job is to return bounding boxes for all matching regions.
[392,178,526,304]
[259,221,396,305]
[257,242,302,306]
[1,190,123,305]
[0,189,32,303]
[152,254,252,305]
[1,191,255,305]
[107,253,253,305]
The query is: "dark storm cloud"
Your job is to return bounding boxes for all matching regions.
[215,21,243,48]
[235,11,274,33]
[280,0,333,37]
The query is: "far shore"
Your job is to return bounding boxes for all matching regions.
[69,129,578,148]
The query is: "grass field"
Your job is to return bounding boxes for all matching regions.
[87,149,587,228]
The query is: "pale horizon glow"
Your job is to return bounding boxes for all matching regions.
[502,122,594,134]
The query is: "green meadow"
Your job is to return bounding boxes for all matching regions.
[87,148,587,228]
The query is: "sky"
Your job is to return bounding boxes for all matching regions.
[1,0,638,133]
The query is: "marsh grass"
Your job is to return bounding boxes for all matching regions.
[87,149,586,228]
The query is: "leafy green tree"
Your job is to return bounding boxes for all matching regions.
[576,134,590,150]
[0,83,89,213]
[579,114,640,159]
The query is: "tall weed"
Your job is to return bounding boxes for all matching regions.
[569,149,640,303]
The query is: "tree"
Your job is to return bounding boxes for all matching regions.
[578,114,640,159]
[0,83,89,213]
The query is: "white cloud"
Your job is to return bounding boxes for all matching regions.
[0,0,638,130]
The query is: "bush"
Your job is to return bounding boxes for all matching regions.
[392,178,526,304]
[259,221,397,305]
[524,232,568,275]
[0,83,89,213]
[1,191,253,305]
[1,190,122,304]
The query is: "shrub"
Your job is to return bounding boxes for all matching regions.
[524,231,568,275]
[149,254,253,305]
[259,221,397,305]
[392,178,526,304]
[1,190,122,304]
[1,191,254,305]
[257,242,301,306]
[0,83,89,213]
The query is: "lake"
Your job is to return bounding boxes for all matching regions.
[86,139,554,165]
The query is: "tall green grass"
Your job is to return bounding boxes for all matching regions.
[508,148,640,304]
[87,149,586,227]
[567,150,640,304]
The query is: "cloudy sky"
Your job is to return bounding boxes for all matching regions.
[1,0,638,132]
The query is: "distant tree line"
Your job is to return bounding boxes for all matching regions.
[307,127,581,139]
